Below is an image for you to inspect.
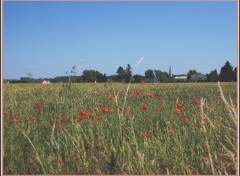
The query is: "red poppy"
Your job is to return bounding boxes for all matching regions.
[167,129,174,134]
[155,108,160,114]
[160,88,165,90]
[156,94,162,99]
[125,108,129,112]
[94,107,99,111]
[204,106,209,111]
[34,104,43,110]
[142,133,150,139]
[177,103,183,109]
[193,99,201,105]
[109,109,113,113]
[31,116,37,121]
[146,93,153,98]
[88,113,94,118]
[179,117,188,123]
[109,95,115,100]
[109,101,114,105]
[143,104,148,110]
[175,108,181,115]
[102,108,109,113]
[3,112,9,116]
[96,117,102,121]
[9,118,17,124]
[133,91,140,96]
[199,117,206,124]
[79,111,87,116]
[76,116,84,122]
[118,107,123,111]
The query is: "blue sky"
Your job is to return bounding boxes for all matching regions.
[3,1,237,79]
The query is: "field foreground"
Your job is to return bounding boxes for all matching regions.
[3,82,237,175]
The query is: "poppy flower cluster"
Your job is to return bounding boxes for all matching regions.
[88,113,94,118]
[102,107,109,113]
[9,118,17,124]
[167,129,174,134]
[155,108,160,114]
[77,110,95,122]
[142,132,150,139]
[34,104,43,110]
[143,104,148,110]
[133,91,140,96]
[175,103,183,115]
[31,116,37,121]
[179,117,188,123]
[193,99,201,105]
[175,108,181,115]
[203,106,209,111]
[109,95,115,100]
[146,93,153,98]
[199,117,206,124]
[3,112,9,116]
[77,116,84,122]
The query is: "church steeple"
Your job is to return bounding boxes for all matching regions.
[169,65,172,78]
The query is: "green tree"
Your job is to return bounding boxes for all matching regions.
[218,61,234,82]
[233,67,237,82]
[206,69,218,82]
[145,69,154,78]
[116,66,126,82]
[187,69,197,80]
[133,74,143,83]
[154,70,168,82]
[125,64,132,83]
[82,70,106,82]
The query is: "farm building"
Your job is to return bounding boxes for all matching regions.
[39,80,51,84]
[191,74,206,81]
[172,74,187,81]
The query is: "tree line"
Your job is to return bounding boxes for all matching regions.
[7,61,237,83]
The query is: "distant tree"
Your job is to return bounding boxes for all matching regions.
[116,66,126,82]
[133,74,143,83]
[125,64,132,83]
[187,69,197,80]
[218,61,234,82]
[206,69,218,82]
[82,70,106,82]
[154,70,168,82]
[126,64,132,75]
[145,69,154,78]
[233,67,237,82]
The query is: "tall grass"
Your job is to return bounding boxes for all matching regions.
[2,82,237,175]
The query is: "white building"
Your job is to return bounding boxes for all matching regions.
[41,80,51,84]
[173,74,187,81]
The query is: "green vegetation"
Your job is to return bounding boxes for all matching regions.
[3,82,237,174]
